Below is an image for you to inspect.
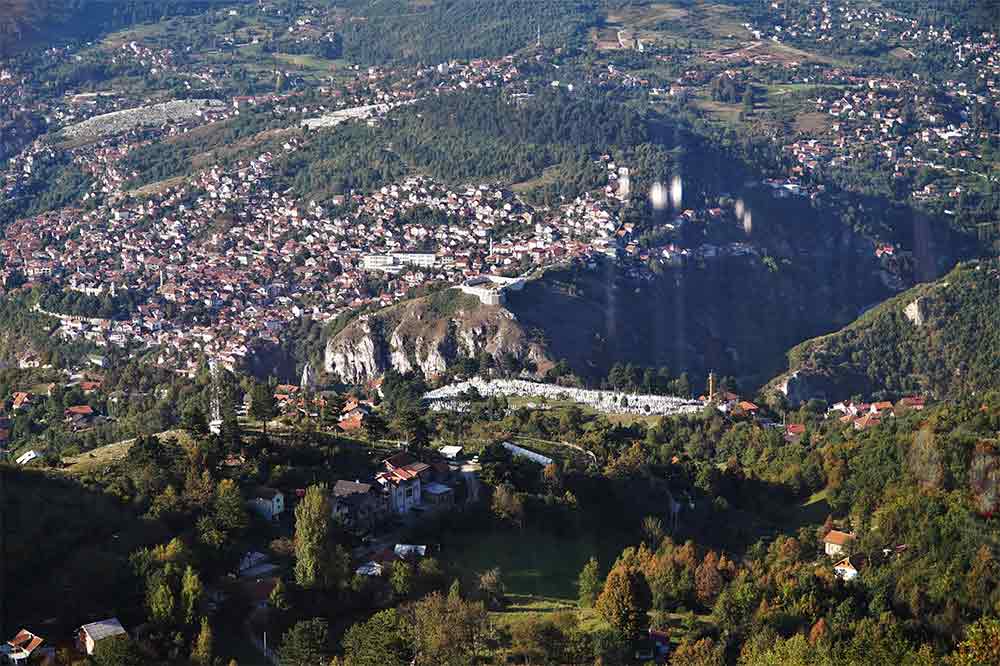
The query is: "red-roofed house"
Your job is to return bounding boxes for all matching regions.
[2,628,44,663]
[785,423,806,442]
[64,405,94,417]
[898,396,925,411]
[854,413,881,430]
[11,392,31,411]
[824,530,856,558]
[377,452,431,513]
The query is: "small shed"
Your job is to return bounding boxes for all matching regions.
[77,618,127,656]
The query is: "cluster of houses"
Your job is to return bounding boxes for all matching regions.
[823,529,864,582]
[0,111,683,377]
[748,1,1000,210]
[827,396,925,430]
[245,450,458,527]
[1,618,128,665]
[700,384,928,438]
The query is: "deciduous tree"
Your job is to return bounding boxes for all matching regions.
[596,563,652,639]
[278,618,329,666]
[341,608,413,666]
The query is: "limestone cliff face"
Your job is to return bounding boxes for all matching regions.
[323,290,551,384]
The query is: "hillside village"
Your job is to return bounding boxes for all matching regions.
[2,1,1000,663]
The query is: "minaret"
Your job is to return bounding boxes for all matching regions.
[708,371,715,401]
[536,25,541,48]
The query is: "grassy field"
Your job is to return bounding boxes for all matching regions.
[61,428,194,473]
[693,97,743,128]
[441,526,627,602]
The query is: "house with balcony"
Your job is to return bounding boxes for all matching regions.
[376,452,430,513]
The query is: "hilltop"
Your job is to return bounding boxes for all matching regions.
[320,243,893,390]
[773,261,1000,404]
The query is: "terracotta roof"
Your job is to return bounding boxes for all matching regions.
[384,451,417,469]
[333,480,373,497]
[338,413,364,431]
[824,530,856,546]
[7,629,43,655]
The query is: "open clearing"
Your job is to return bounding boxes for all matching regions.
[794,111,832,134]
[61,428,194,473]
[442,527,627,602]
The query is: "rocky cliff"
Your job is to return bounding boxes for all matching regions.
[323,289,551,383]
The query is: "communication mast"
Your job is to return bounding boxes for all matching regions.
[208,359,223,434]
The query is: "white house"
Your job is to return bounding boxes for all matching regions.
[823,530,856,558]
[376,452,428,513]
[76,618,127,656]
[439,445,463,460]
[247,487,285,521]
[833,555,863,581]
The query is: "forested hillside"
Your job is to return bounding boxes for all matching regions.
[340,0,600,64]
[0,0,250,54]
[775,261,1000,404]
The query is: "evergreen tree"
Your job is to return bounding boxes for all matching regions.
[363,411,388,443]
[191,617,213,666]
[181,402,209,435]
[294,485,346,590]
[578,557,601,608]
[181,565,203,625]
[250,381,277,424]
[269,577,291,612]
[148,578,176,626]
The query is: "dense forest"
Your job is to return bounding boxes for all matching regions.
[777,261,1000,403]
[4,364,999,664]
[340,0,600,64]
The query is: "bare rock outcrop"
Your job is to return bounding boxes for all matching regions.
[324,290,551,384]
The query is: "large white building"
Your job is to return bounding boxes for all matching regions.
[362,252,438,272]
